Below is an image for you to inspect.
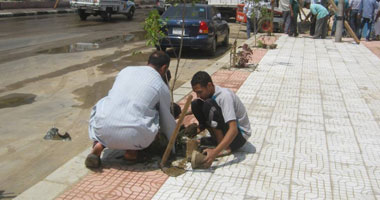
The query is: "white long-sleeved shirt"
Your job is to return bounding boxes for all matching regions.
[88,66,176,150]
[244,1,254,18]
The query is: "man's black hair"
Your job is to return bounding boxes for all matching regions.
[148,51,170,69]
[191,71,213,87]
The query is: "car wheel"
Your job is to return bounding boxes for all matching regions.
[222,31,229,47]
[207,38,216,56]
[127,7,135,20]
[101,11,111,21]
[78,9,88,21]
[258,17,272,33]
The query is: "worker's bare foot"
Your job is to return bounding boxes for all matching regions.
[92,142,104,157]
[124,150,138,161]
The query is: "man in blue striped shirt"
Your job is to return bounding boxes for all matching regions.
[85,51,176,168]
[359,0,379,40]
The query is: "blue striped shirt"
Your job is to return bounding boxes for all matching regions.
[89,66,176,150]
[359,0,378,19]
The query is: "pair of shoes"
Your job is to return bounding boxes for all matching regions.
[85,153,101,168]
[313,36,321,39]
[294,33,299,37]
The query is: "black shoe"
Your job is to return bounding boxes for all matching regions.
[85,153,101,168]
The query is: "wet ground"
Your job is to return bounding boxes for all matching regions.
[0,11,249,198]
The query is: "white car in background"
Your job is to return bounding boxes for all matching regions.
[70,0,136,21]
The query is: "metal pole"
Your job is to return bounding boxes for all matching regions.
[335,0,344,42]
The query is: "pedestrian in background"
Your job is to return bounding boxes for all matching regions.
[243,0,254,38]
[349,0,362,38]
[307,0,327,36]
[306,2,329,39]
[331,0,349,36]
[359,0,378,41]
[280,0,291,34]
[289,0,299,36]
[374,0,380,40]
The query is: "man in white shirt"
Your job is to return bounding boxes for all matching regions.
[280,0,291,34]
[243,0,255,38]
[190,71,252,167]
[85,51,176,168]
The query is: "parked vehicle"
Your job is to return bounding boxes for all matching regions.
[207,0,244,20]
[70,0,135,21]
[159,4,230,56]
[236,1,283,33]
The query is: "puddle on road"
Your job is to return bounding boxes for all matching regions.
[0,93,36,109]
[38,31,146,54]
[72,77,115,108]
[97,51,150,74]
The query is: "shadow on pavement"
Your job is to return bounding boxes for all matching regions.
[213,142,256,169]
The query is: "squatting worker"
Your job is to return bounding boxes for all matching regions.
[85,51,176,168]
[190,71,252,168]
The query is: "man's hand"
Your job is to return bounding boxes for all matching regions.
[202,148,218,168]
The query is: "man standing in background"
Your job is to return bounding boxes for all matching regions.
[244,0,255,38]
[359,0,378,41]
[280,0,291,34]
[349,0,362,38]
[289,0,299,36]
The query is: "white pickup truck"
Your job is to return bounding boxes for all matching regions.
[70,0,135,21]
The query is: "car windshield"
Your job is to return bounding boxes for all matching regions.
[162,5,207,19]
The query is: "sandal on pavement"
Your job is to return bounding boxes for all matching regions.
[85,153,101,168]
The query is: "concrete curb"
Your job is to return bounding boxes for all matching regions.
[0,8,75,18]
[0,5,155,18]
[13,42,248,199]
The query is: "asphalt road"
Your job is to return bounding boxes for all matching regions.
[0,10,247,199]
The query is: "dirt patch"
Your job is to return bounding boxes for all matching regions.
[72,77,115,109]
[0,93,36,109]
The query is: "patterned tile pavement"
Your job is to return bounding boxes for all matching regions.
[153,36,380,199]
[53,35,380,199]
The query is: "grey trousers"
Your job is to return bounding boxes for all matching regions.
[282,11,291,34]
[314,16,328,39]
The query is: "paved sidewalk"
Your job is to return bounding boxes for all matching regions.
[16,35,380,199]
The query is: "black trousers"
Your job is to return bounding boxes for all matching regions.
[310,15,316,36]
[191,99,246,151]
